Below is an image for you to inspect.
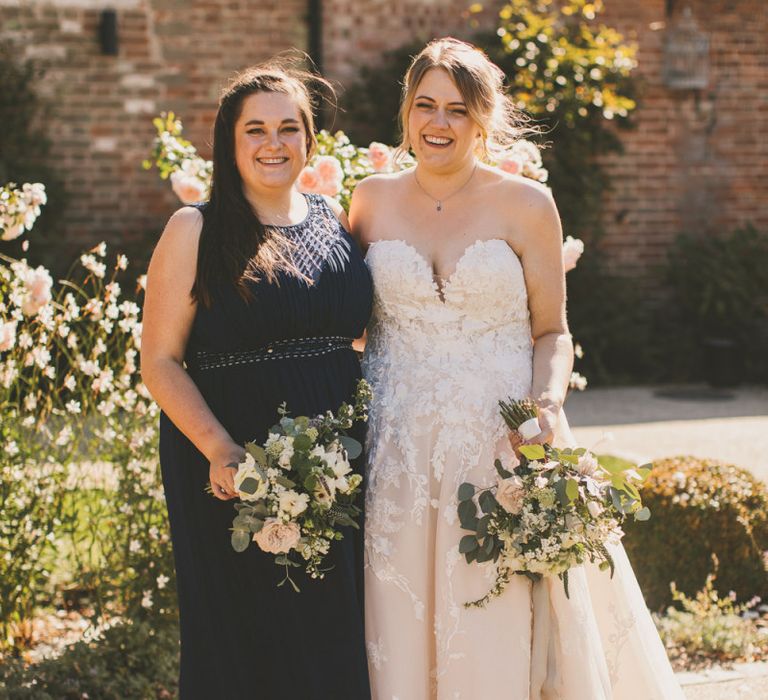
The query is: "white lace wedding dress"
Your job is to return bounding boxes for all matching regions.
[362,238,684,700]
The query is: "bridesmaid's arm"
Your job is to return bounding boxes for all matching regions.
[140,207,243,500]
[514,183,574,444]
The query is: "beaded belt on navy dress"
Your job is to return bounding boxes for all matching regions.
[189,335,355,371]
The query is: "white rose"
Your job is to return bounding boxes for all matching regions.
[496,475,525,515]
[253,518,301,554]
[234,455,268,501]
[277,441,294,469]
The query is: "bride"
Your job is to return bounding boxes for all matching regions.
[349,38,684,699]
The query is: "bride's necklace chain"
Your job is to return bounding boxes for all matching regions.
[413,165,477,213]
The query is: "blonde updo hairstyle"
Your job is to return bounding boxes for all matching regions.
[396,37,533,162]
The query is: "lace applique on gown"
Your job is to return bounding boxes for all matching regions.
[362,238,684,700]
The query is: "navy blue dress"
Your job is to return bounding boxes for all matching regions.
[159,194,373,699]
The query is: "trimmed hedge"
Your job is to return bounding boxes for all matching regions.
[623,456,768,611]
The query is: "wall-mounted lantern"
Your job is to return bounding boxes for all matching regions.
[99,9,119,56]
[663,6,709,90]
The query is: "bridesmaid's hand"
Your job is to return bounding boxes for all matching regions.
[208,442,245,501]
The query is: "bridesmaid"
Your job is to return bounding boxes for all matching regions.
[141,64,372,699]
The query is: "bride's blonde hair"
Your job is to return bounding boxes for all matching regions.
[396,37,535,162]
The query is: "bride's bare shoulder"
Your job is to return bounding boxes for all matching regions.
[353,168,412,203]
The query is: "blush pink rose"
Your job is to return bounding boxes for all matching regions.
[368,142,392,172]
[496,475,525,515]
[21,266,53,316]
[297,166,322,193]
[0,320,17,352]
[253,518,301,554]
[562,236,584,272]
[170,171,207,205]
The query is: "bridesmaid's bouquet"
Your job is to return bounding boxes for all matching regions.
[457,398,651,608]
[228,379,372,591]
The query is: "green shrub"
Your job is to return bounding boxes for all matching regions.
[623,456,768,611]
[661,225,768,384]
[0,619,178,699]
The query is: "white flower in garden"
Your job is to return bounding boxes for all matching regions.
[0,320,17,352]
[56,426,73,446]
[141,591,153,609]
[80,254,106,279]
[93,367,114,393]
[94,242,107,257]
[562,236,584,272]
[6,441,19,457]
[156,574,169,589]
[137,274,147,291]
[130,539,141,553]
[20,265,53,316]
[64,375,76,391]
[116,254,128,270]
[170,170,207,204]
[78,359,99,376]
[66,400,81,414]
[569,371,588,391]
[253,518,301,554]
[367,142,392,172]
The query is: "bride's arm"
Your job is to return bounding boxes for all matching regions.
[516,184,574,444]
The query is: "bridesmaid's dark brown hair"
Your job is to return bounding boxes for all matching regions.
[192,62,329,307]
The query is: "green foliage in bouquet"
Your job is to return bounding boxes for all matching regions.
[624,456,768,611]
[654,555,767,670]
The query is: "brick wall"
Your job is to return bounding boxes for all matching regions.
[1,0,766,275]
[0,0,307,256]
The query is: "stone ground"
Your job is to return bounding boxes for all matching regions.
[565,384,768,697]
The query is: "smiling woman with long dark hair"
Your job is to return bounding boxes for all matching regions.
[140,64,372,699]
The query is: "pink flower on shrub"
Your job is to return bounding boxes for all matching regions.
[0,320,17,352]
[562,235,584,272]
[21,265,53,316]
[170,171,207,204]
[499,155,523,175]
[368,142,392,172]
[297,166,321,192]
[313,156,343,196]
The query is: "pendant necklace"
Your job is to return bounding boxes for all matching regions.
[413,164,477,212]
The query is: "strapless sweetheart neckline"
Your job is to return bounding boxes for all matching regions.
[366,238,520,303]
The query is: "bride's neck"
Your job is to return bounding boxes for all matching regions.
[414,158,477,198]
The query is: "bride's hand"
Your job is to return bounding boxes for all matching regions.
[525,400,560,446]
[208,441,245,501]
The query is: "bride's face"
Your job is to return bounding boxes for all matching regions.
[407,68,480,172]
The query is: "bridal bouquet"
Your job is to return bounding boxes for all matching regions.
[228,379,372,590]
[457,398,651,608]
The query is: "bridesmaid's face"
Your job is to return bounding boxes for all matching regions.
[234,91,308,196]
[407,68,480,172]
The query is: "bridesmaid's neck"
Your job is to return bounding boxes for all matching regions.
[244,186,307,227]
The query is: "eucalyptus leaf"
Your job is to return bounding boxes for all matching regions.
[231,529,250,553]
[238,477,259,495]
[565,479,579,502]
[275,476,296,489]
[634,507,651,521]
[554,478,569,506]
[293,434,312,452]
[494,459,512,479]
[459,535,479,554]
[245,443,267,466]
[479,490,498,515]
[339,435,363,460]
[458,482,476,502]
[458,500,479,530]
